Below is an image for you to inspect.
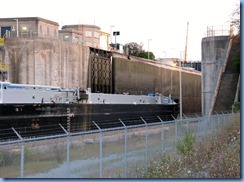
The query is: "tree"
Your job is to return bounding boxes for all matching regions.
[138,51,155,60]
[230,3,240,73]
[123,42,143,57]
[123,42,155,60]
[231,3,240,35]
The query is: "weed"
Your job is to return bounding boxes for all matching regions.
[176,131,195,156]
[143,117,240,178]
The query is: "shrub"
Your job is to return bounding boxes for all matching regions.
[143,116,240,178]
[176,131,196,156]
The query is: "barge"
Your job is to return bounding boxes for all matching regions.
[0,82,179,139]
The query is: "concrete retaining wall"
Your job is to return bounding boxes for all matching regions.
[201,36,230,115]
[3,37,90,88]
[113,57,201,113]
[2,38,202,113]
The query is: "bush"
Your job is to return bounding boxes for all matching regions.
[234,101,240,111]
[176,131,196,156]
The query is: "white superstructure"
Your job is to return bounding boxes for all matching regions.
[0,82,76,104]
[0,82,176,105]
[86,89,175,105]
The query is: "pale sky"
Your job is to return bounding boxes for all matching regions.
[1,0,239,61]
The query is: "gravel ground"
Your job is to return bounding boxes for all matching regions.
[24,149,145,178]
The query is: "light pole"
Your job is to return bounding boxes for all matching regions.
[179,59,182,120]
[148,39,152,60]
[178,51,185,120]
[110,25,114,43]
[14,19,19,38]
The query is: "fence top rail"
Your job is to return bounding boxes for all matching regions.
[0,112,239,145]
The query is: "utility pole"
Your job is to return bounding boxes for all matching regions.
[184,22,189,63]
[180,22,189,120]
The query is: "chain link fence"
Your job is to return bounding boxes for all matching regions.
[0,111,240,178]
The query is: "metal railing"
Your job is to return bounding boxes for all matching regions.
[205,25,233,37]
[0,111,240,178]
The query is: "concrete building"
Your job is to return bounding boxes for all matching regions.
[201,25,233,116]
[60,24,101,48]
[0,17,101,48]
[0,17,59,39]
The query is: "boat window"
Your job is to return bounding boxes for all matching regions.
[7,85,24,89]
[1,83,61,91]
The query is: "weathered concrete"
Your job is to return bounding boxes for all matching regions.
[201,36,230,115]
[3,37,90,88]
[214,36,240,112]
[2,38,202,114]
[113,55,201,114]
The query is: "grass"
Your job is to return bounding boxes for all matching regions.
[142,117,240,178]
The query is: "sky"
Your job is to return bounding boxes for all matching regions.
[0,0,239,61]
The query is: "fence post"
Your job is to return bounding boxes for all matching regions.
[195,113,201,143]
[59,123,70,174]
[220,111,226,127]
[140,117,148,174]
[93,121,103,178]
[171,114,176,120]
[204,116,208,140]
[215,111,220,130]
[119,119,127,178]
[157,116,164,156]
[183,114,189,131]
[226,111,230,124]
[12,127,24,178]
[175,120,178,152]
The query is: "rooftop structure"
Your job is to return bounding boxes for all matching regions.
[0,17,59,39]
[0,17,102,48]
[60,24,101,48]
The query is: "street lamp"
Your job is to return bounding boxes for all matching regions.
[148,39,152,60]
[14,19,19,38]
[179,51,185,120]
[110,25,114,43]
[179,59,182,120]
[113,31,120,50]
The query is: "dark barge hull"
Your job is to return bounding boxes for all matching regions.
[0,103,179,139]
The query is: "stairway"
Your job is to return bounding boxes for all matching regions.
[212,36,240,113]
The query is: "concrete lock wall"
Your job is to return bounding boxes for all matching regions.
[201,36,230,115]
[2,37,202,114]
[113,57,202,114]
[3,37,90,88]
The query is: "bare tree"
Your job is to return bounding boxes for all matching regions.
[123,42,143,56]
[231,3,240,35]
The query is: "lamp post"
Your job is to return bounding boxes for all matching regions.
[14,19,19,38]
[178,51,185,120]
[110,25,114,43]
[179,59,182,120]
[148,39,152,60]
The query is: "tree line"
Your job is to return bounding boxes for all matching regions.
[123,42,155,60]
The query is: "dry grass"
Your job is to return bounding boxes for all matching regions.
[142,117,240,178]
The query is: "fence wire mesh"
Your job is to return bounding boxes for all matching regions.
[0,112,240,178]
